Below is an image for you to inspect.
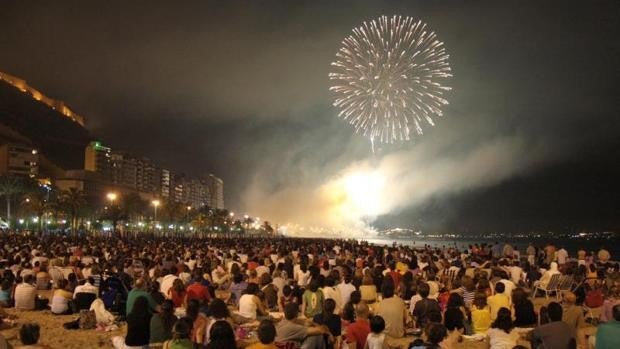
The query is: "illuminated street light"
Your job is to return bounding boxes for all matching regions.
[18,219,24,224]
[106,192,117,203]
[151,199,160,221]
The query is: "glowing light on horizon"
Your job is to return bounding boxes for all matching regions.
[327,168,387,221]
[329,15,452,144]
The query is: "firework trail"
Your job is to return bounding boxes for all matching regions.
[329,15,452,144]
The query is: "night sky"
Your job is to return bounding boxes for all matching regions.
[1,1,619,232]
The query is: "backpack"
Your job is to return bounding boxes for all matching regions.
[79,309,97,329]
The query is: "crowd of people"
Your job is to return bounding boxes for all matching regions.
[0,231,618,349]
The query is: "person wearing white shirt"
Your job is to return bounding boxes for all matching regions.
[14,275,38,310]
[337,276,356,305]
[321,276,343,314]
[508,263,524,285]
[159,273,179,296]
[295,264,311,287]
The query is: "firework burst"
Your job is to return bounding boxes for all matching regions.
[329,15,452,144]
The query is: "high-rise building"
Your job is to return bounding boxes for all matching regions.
[0,143,38,177]
[204,174,224,209]
[160,168,171,199]
[84,141,112,178]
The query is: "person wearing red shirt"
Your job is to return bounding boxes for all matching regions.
[345,303,371,349]
[186,276,211,304]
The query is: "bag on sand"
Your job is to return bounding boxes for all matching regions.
[79,309,97,329]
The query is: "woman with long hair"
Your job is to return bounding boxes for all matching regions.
[238,283,267,321]
[487,308,520,349]
[204,298,234,345]
[470,291,492,334]
[360,275,378,304]
[205,320,236,349]
[168,279,186,308]
[301,279,325,318]
[511,287,537,327]
[186,299,209,347]
[162,318,193,349]
[150,300,176,343]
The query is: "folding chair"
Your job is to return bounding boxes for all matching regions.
[533,273,561,299]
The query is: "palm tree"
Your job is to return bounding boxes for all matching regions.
[0,175,26,227]
[122,192,147,224]
[19,193,46,231]
[58,188,87,235]
[160,200,185,234]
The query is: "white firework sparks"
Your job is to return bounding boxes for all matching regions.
[329,15,452,144]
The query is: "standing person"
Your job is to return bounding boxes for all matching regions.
[374,281,406,338]
[113,296,152,349]
[531,302,575,349]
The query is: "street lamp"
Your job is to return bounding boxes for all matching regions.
[186,205,191,221]
[106,192,117,203]
[151,200,160,221]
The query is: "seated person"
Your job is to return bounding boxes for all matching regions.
[276,302,330,349]
[18,323,42,349]
[594,304,620,349]
[50,279,74,315]
[247,319,278,349]
[14,275,47,311]
[531,302,575,349]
